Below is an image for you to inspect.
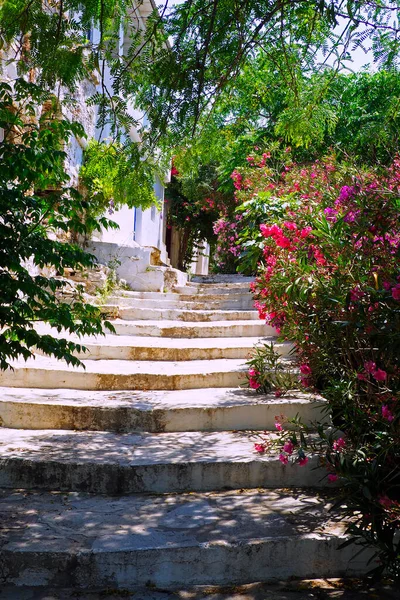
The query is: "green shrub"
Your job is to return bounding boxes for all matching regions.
[241,149,400,576]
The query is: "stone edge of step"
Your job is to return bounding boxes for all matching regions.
[0,387,329,432]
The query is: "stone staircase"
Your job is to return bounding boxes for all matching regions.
[0,276,373,591]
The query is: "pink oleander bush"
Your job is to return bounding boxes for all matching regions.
[239,149,400,577]
[212,213,242,273]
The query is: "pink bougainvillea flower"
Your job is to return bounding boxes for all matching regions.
[328,474,338,483]
[350,287,365,302]
[364,361,377,374]
[283,441,294,455]
[333,437,346,451]
[275,235,292,249]
[300,226,312,238]
[248,368,259,377]
[382,405,394,422]
[279,453,289,465]
[378,495,397,509]
[373,368,387,381]
[344,210,360,223]
[275,421,283,431]
[298,457,309,466]
[324,207,338,222]
[300,364,312,375]
[254,443,266,454]
[313,247,327,266]
[357,372,368,381]
[392,284,400,300]
[249,378,261,390]
[269,224,283,237]
[338,185,355,203]
[300,376,311,388]
[283,221,297,231]
[259,224,272,237]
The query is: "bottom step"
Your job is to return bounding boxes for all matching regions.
[0,488,374,589]
[0,581,398,600]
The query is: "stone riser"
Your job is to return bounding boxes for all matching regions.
[0,392,326,432]
[106,296,255,310]
[0,455,326,494]
[175,286,251,296]
[192,274,254,283]
[0,537,370,589]
[117,308,259,322]
[111,321,275,338]
[70,340,292,361]
[186,282,252,289]
[0,366,247,390]
[109,290,252,300]
[179,293,253,303]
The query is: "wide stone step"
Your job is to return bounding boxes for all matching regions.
[117,307,259,322]
[175,286,252,296]
[176,295,254,308]
[0,356,258,390]
[0,387,326,432]
[0,488,373,589]
[110,319,275,338]
[106,295,254,310]
[191,274,255,284]
[58,335,292,361]
[0,428,326,493]
[187,281,252,289]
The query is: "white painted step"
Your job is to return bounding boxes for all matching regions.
[0,356,257,390]
[187,281,252,289]
[55,335,292,361]
[192,274,254,283]
[106,295,255,310]
[0,428,326,493]
[0,387,327,432]
[175,286,252,295]
[35,317,278,347]
[117,307,259,322]
[111,291,180,300]
[110,319,275,338]
[0,488,373,589]
[114,289,253,298]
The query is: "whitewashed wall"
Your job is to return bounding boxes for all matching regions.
[0,2,193,290]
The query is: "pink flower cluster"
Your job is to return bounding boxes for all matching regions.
[248,367,261,390]
[332,437,346,451]
[213,215,242,270]
[299,364,312,388]
[381,404,394,422]
[231,170,243,190]
[358,361,387,382]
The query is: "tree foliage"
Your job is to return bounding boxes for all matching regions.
[1,1,399,143]
[165,163,232,270]
[129,0,400,141]
[0,81,113,369]
[79,139,160,231]
[1,0,400,367]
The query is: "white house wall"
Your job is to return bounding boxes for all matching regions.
[1,2,190,291]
